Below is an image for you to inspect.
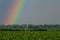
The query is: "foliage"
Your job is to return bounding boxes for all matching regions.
[0,31,60,40]
[0,24,60,40]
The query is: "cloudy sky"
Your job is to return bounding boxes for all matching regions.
[0,0,60,24]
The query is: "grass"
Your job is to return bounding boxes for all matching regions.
[0,31,60,40]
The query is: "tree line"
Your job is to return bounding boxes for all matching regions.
[0,24,60,31]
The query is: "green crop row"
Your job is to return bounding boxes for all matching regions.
[0,31,60,40]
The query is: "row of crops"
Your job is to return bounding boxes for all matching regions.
[0,31,60,40]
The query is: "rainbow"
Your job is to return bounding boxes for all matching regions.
[4,0,32,25]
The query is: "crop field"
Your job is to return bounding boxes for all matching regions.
[0,31,60,40]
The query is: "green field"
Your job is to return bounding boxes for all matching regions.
[0,31,60,40]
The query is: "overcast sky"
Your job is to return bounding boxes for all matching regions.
[0,0,60,24]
